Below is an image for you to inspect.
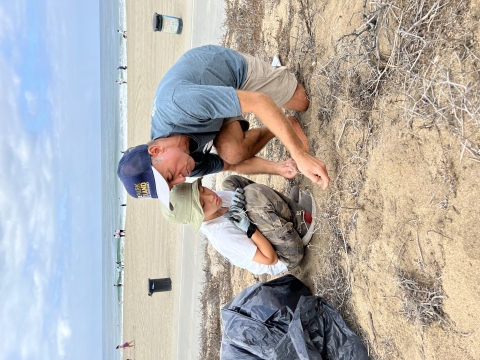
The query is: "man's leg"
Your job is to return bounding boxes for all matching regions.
[282,83,309,111]
[240,53,309,111]
[244,183,307,269]
[214,121,275,165]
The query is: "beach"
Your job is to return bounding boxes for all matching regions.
[201,0,480,359]
[120,0,227,357]
[119,0,480,358]
[121,1,196,359]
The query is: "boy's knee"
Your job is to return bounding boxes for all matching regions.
[221,175,241,191]
[244,185,271,209]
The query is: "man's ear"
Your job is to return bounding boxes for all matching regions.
[148,144,166,157]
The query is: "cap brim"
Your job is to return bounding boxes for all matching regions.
[151,166,173,211]
[190,178,204,231]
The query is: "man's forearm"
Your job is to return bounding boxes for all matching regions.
[236,89,330,189]
[224,156,278,175]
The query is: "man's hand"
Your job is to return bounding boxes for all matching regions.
[275,159,298,179]
[236,90,330,189]
[295,152,330,190]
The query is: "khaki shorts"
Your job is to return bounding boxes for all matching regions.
[223,53,298,130]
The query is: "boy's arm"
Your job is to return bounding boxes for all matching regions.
[250,229,278,265]
[222,204,278,265]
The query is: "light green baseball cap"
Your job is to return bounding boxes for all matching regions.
[161,178,204,232]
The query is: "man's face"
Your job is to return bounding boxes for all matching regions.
[152,148,196,189]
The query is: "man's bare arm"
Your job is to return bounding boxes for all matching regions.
[223,156,298,179]
[235,90,330,189]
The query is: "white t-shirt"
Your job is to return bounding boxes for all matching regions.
[199,191,288,276]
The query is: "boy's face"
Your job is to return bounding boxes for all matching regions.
[198,184,222,218]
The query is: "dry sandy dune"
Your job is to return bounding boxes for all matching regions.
[199,0,480,358]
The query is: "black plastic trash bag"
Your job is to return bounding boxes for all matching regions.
[220,275,368,360]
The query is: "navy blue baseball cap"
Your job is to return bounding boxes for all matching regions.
[117,144,173,210]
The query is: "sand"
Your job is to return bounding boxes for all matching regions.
[200,0,480,358]
[122,0,480,358]
[121,1,195,360]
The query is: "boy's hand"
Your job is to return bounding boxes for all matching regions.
[223,205,257,238]
[232,188,246,208]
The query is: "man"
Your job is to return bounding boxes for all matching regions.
[118,45,329,210]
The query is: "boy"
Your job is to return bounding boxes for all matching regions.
[162,175,317,275]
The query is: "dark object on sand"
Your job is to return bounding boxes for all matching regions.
[220,275,369,360]
[152,13,183,34]
[148,278,172,296]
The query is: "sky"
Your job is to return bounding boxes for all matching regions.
[0,0,101,359]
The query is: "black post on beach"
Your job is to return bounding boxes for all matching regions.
[147,278,172,296]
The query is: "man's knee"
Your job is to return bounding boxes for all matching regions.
[216,135,250,164]
[217,144,246,164]
[293,83,310,111]
[215,122,247,164]
[283,83,310,111]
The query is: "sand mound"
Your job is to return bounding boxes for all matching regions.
[199,0,480,358]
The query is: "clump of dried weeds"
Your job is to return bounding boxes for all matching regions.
[221,0,266,57]
[199,0,480,357]
[197,240,233,359]
[306,0,478,354]
[394,269,447,326]
[312,0,480,160]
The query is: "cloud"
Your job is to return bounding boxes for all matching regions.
[0,6,67,358]
[0,2,26,44]
[24,90,39,117]
[56,318,72,357]
[0,0,101,358]
[0,53,60,359]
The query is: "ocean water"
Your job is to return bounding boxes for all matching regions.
[100,0,225,358]
[100,0,127,359]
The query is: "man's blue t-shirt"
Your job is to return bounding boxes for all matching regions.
[151,45,248,177]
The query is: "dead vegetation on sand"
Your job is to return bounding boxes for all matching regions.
[197,240,232,360]
[199,0,480,358]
